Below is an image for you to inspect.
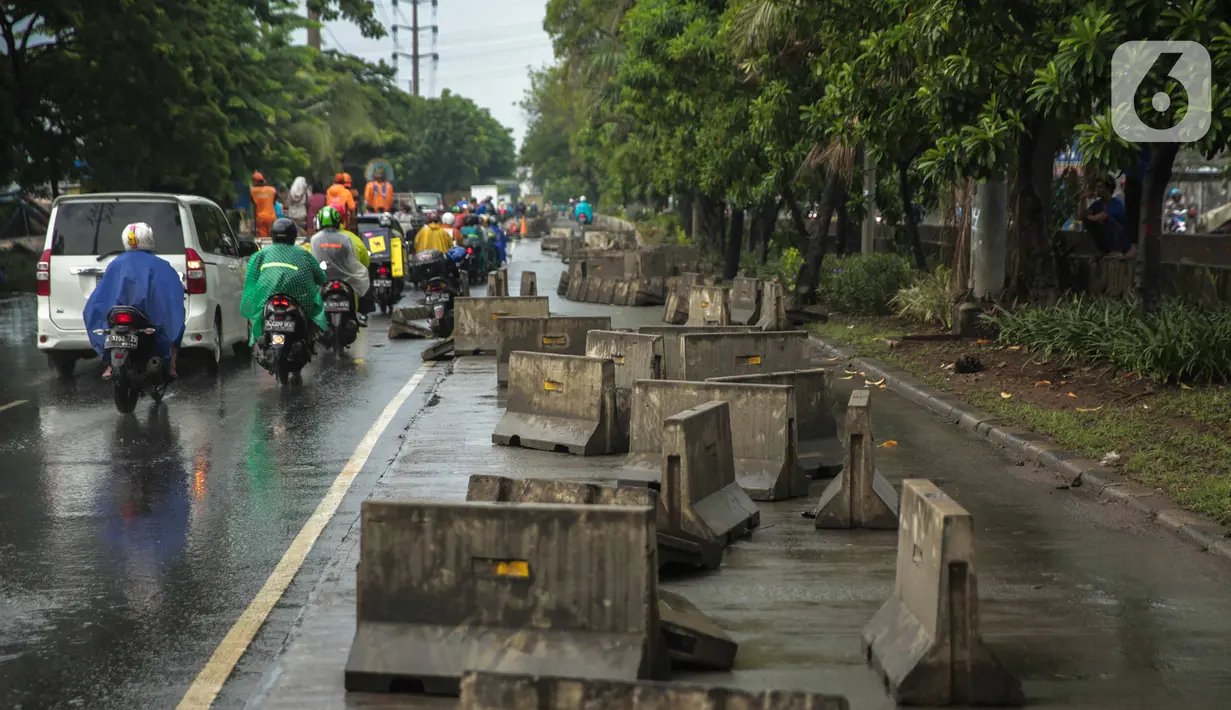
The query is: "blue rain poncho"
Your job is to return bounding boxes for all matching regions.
[83,250,186,360]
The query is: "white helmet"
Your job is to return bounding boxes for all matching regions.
[579,195,587,202]
[442,212,455,226]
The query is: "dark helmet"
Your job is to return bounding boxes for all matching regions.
[270,217,298,244]
[426,210,441,224]
[464,214,479,227]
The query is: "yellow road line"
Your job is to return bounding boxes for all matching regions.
[0,400,27,413]
[176,361,436,709]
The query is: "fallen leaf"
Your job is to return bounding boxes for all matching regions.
[843,369,859,375]
[1007,345,1021,351]
[878,440,898,448]
[825,356,841,361]
[879,384,887,389]
[1065,392,1077,398]
[858,371,866,376]
[1076,406,1104,413]
[975,339,990,345]
[839,375,854,380]
[868,377,886,386]
[1035,380,1052,386]
[1000,392,1013,399]
[1121,371,1137,379]
[1180,383,1194,390]
[1059,380,1069,384]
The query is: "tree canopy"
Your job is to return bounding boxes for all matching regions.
[1,0,516,203]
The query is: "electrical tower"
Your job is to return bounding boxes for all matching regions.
[390,0,439,96]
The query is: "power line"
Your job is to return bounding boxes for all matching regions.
[323,25,349,54]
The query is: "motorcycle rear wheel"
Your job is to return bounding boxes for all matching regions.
[113,374,140,414]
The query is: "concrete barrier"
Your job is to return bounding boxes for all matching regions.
[344,500,666,694]
[454,297,550,353]
[496,316,611,386]
[627,380,806,501]
[422,337,456,361]
[459,672,851,710]
[637,277,666,306]
[519,271,537,296]
[814,390,899,529]
[679,330,810,381]
[486,271,508,297]
[557,270,569,296]
[585,277,605,303]
[730,276,762,324]
[708,368,842,477]
[686,286,730,326]
[862,480,1024,706]
[661,288,689,324]
[639,325,756,380]
[613,281,631,305]
[493,352,621,455]
[566,261,586,301]
[587,252,638,280]
[757,282,789,331]
[586,330,664,448]
[597,279,617,304]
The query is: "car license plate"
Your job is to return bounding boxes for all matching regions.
[374,279,393,288]
[264,319,296,333]
[105,334,138,349]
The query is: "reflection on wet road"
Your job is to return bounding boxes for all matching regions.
[0,290,433,709]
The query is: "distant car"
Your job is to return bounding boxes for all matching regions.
[414,192,445,212]
[36,193,252,377]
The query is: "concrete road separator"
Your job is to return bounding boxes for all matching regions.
[661,288,689,324]
[453,296,550,354]
[862,479,1025,706]
[757,282,789,331]
[495,316,611,387]
[660,401,761,565]
[730,276,762,325]
[638,325,756,381]
[680,330,810,381]
[458,671,852,710]
[627,380,806,501]
[493,352,622,455]
[519,270,537,296]
[464,474,739,671]
[709,368,842,477]
[586,330,665,447]
[422,337,456,361]
[486,271,509,298]
[814,389,900,529]
[687,286,730,326]
[565,261,585,300]
[613,280,631,305]
[344,500,669,695]
[598,279,617,304]
[585,277,606,304]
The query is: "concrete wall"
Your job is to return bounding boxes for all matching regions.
[346,500,662,692]
[493,352,620,456]
[495,316,612,386]
[454,297,550,353]
[680,330,810,381]
[639,325,756,380]
[628,380,805,501]
[459,672,852,710]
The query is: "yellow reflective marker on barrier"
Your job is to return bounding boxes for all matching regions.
[496,560,530,577]
[613,355,626,364]
[491,312,508,320]
[543,380,563,392]
[700,301,710,308]
[742,355,762,365]
[542,335,567,346]
[472,557,532,579]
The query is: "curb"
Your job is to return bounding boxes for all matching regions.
[809,334,1231,565]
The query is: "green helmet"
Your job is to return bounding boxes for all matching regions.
[316,206,341,230]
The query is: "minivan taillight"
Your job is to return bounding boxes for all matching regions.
[36,250,51,296]
[185,248,206,294]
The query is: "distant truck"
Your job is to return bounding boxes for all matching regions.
[469,185,498,205]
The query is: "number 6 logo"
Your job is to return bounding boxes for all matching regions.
[1112,40,1212,143]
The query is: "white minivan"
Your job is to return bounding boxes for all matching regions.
[36,193,255,377]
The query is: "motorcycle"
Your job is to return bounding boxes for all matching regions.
[320,280,359,355]
[370,262,398,315]
[258,294,313,385]
[96,306,168,413]
[424,276,457,338]
[459,237,488,284]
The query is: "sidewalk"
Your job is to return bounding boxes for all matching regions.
[244,245,1231,709]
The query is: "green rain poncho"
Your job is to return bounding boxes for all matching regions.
[240,242,329,345]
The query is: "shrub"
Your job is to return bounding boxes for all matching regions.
[892,265,955,329]
[742,247,805,291]
[635,212,688,246]
[986,297,1231,384]
[0,246,37,293]
[818,253,913,315]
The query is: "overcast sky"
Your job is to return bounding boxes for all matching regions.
[295,1,556,151]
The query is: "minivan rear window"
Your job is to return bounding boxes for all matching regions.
[50,201,185,256]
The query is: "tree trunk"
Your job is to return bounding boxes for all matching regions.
[1137,142,1179,314]
[794,170,841,305]
[783,183,810,252]
[724,207,745,280]
[835,201,851,254]
[695,193,724,248]
[679,194,694,238]
[898,160,926,269]
[1009,115,1064,301]
[753,198,780,264]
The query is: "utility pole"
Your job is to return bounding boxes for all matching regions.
[861,148,877,254]
[307,7,321,50]
[391,0,439,96]
[970,177,1008,299]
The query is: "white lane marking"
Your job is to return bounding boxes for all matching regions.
[176,362,436,709]
[0,400,27,413]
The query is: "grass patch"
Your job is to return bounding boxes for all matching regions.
[815,314,1231,525]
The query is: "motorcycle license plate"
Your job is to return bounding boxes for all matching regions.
[265,319,297,333]
[105,334,138,349]
[425,293,442,303]
[374,279,393,288]
[325,298,351,313]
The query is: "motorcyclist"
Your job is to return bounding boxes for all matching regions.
[441,211,460,245]
[241,218,328,347]
[414,211,454,254]
[303,206,373,326]
[84,222,186,380]
[486,214,509,265]
[326,173,355,228]
[364,168,395,213]
[574,195,594,224]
